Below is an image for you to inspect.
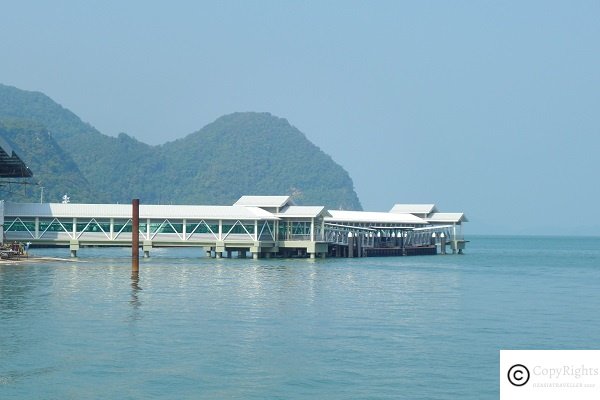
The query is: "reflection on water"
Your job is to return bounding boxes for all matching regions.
[129,270,142,319]
[1,239,599,399]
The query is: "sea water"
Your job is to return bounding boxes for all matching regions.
[1,236,599,399]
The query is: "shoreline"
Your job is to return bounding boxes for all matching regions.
[0,256,79,265]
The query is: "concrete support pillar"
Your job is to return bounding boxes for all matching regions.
[239,250,247,258]
[309,253,316,259]
[216,242,225,259]
[440,233,446,255]
[348,233,354,258]
[143,241,152,258]
[357,233,362,258]
[227,250,232,258]
[69,240,79,258]
[250,245,261,259]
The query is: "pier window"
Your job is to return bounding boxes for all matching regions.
[76,219,111,233]
[170,222,183,234]
[114,220,132,233]
[222,222,255,235]
[4,218,35,232]
[292,221,311,238]
[39,218,70,232]
[222,222,255,238]
[186,221,218,235]
[279,221,311,240]
[258,221,275,240]
[150,222,169,234]
[278,223,287,239]
[150,221,183,234]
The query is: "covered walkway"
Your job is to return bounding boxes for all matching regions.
[2,196,468,258]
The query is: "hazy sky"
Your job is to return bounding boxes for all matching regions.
[1,1,599,235]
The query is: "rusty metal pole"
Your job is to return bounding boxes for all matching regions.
[132,199,140,272]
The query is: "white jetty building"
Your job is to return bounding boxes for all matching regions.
[1,195,468,259]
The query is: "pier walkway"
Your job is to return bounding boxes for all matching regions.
[0,196,467,258]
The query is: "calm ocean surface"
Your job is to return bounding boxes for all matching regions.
[1,236,599,399]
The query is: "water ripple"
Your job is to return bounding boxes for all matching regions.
[1,237,599,399]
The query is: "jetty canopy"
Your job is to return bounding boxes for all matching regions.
[0,136,33,178]
[277,206,330,219]
[234,195,293,209]
[389,204,438,216]
[326,210,428,225]
[4,202,279,220]
[426,212,469,224]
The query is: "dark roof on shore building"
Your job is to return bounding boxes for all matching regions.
[0,136,33,178]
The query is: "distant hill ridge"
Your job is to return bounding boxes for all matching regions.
[0,84,362,210]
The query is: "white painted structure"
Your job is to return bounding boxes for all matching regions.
[390,204,469,253]
[0,200,4,244]
[389,204,438,218]
[2,196,467,257]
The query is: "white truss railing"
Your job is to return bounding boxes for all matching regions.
[222,220,254,241]
[5,217,35,239]
[4,217,279,244]
[258,221,274,241]
[186,220,218,240]
[149,219,183,240]
[40,218,73,239]
[76,218,111,240]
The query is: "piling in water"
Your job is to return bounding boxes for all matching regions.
[132,199,139,272]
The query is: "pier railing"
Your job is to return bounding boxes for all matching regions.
[2,217,278,243]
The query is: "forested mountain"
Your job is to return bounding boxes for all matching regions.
[0,84,160,203]
[0,120,99,203]
[0,84,362,209]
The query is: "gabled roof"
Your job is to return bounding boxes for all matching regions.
[4,203,279,220]
[426,212,469,224]
[234,195,293,208]
[0,136,33,178]
[389,204,437,214]
[326,210,428,225]
[277,206,330,218]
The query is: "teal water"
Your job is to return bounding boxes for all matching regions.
[1,236,599,399]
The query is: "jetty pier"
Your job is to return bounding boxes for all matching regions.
[0,196,467,258]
